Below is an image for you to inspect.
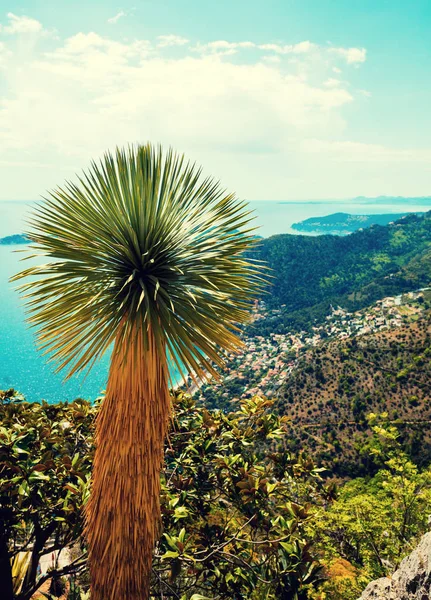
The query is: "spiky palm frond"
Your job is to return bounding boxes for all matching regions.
[13,144,264,380]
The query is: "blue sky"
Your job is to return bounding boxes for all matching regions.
[0,0,430,200]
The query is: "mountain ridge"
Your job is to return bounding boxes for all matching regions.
[249,211,431,335]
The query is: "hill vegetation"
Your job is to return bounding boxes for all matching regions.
[199,212,431,479]
[276,311,431,475]
[249,211,431,335]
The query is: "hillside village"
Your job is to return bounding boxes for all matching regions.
[196,288,431,407]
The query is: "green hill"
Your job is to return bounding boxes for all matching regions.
[250,211,431,334]
[275,311,431,476]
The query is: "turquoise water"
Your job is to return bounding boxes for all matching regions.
[3,198,431,239]
[0,247,185,402]
[1,247,112,402]
[1,199,430,402]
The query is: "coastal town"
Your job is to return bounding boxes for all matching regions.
[195,288,431,407]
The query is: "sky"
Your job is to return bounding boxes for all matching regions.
[0,0,430,201]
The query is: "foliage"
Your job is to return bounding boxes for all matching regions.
[0,388,95,600]
[154,391,325,599]
[248,211,431,336]
[310,413,431,599]
[275,312,431,476]
[1,389,326,599]
[3,390,431,600]
[48,572,67,597]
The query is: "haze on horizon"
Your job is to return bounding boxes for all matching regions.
[0,0,430,202]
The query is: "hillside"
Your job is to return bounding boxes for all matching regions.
[275,310,431,476]
[291,212,419,234]
[249,211,431,334]
[197,290,431,476]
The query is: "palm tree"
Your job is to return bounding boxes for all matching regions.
[13,144,264,600]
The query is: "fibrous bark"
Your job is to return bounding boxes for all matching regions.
[85,329,171,600]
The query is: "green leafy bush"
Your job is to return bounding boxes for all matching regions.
[310,413,431,599]
[1,389,326,599]
[0,389,95,600]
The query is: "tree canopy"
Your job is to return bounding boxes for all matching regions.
[0,389,326,600]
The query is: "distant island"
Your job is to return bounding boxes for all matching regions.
[352,195,431,205]
[280,195,431,206]
[291,212,422,234]
[0,234,29,245]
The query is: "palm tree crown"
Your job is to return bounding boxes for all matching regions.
[14,144,264,381]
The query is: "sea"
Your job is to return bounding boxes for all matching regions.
[1,198,430,403]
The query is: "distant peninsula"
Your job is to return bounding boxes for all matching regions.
[291,212,422,235]
[0,234,30,245]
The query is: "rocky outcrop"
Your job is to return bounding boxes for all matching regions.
[359,532,431,599]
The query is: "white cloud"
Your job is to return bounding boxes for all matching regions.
[107,11,126,25]
[5,23,428,200]
[193,39,255,55]
[9,32,353,159]
[329,46,367,64]
[258,40,315,54]
[194,39,317,57]
[261,54,281,64]
[0,40,12,62]
[0,28,361,199]
[43,32,151,68]
[157,34,189,48]
[302,139,431,163]
[190,39,368,71]
[0,159,55,168]
[324,78,341,88]
[0,12,43,34]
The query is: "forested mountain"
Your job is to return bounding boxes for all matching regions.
[200,213,431,477]
[276,311,431,476]
[249,211,431,334]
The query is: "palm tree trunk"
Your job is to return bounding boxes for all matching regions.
[85,327,171,600]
